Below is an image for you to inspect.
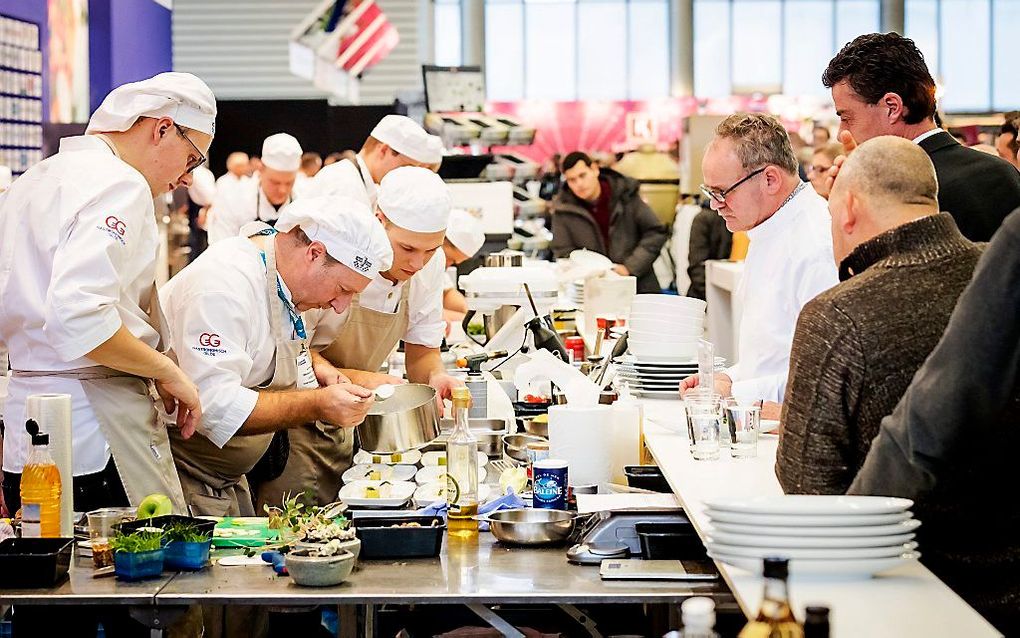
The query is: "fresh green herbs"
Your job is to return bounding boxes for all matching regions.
[163,521,211,543]
[110,529,164,554]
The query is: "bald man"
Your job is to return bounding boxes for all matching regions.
[776,136,983,495]
[215,151,251,198]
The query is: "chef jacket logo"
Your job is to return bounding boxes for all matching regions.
[97,215,127,245]
[193,332,227,356]
[352,255,372,273]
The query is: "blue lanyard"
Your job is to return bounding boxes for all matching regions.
[254,228,306,339]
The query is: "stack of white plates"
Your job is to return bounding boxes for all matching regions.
[628,295,707,361]
[568,280,585,304]
[704,495,921,577]
[613,354,724,397]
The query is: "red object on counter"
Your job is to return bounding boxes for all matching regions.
[564,336,585,363]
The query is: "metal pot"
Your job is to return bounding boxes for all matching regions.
[358,384,441,454]
[519,416,548,438]
[483,509,576,546]
[501,433,547,463]
[484,250,525,268]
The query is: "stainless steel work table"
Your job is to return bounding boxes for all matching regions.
[0,564,173,605]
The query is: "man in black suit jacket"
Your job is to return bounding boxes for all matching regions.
[822,32,1020,241]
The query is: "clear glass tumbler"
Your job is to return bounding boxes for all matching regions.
[724,400,760,458]
[685,392,722,461]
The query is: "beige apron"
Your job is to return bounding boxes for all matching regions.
[13,285,187,513]
[169,226,305,517]
[256,283,410,509]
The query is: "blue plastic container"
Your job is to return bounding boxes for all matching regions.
[163,540,211,570]
[113,548,164,581]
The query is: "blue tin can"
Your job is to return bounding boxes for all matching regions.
[532,459,569,510]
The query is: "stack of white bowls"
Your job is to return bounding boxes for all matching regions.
[704,495,922,577]
[627,294,707,361]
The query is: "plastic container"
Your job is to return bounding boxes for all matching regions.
[114,548,165,581]
[0,538,73,587]
[163,540,212,571]
[351,515,446,559]
[624,465,671,493]
[635,522,707,560]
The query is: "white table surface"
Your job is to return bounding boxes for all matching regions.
[638,397,1001,638]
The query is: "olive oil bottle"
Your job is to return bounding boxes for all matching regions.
[739,557,804,638]
[446,386,479,538]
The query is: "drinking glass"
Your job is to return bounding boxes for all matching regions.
[685,391,721,461]
[724,400,760,458]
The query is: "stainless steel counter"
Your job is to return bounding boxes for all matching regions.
[0,564,173,605]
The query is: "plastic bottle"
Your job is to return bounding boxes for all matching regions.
[20,419,62,538]
[446,386,479,538]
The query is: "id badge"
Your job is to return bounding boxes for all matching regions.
[296,346,319,389]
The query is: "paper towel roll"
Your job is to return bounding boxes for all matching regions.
[610,401,642,484]
[548,404,613,487]
[26,394,74,537]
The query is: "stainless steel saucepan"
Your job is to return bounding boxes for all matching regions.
[358,384,441,453]
[481,508,577,546]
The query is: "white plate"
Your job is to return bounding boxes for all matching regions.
[616,368,693,376]
[338,480,416,508]
[341,464,417,483]
[707,529,916,548]
[760,419,781,434]
[615,378,683,388]
[413,482,492,508]
[353,449,423,465]
[415,464,487,485]
[705,495,913,516]
[709,551,921,577]
[708,518,922,537]
[634,389,683,398]
[706,540,918,560]
[421,450,488,468]
[705,510,913,526]
[616,355,724,367]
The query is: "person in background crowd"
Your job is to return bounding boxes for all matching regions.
[848,207,1020,635]
[206,133,302,243]
[441,208,486,324]
[681,114,837,410]
[538,153,563,200]
[293,151,322,196]
[323,151,345,166]
[996,112,1019,170]
[823,32,1020,241]
[777,135,982,495]
[550,151,668,294]
[808,143,844,197]
[686,201,732,301]
[812,124,831,147]
[186,164,216,261]
[215,151,250,197]
[249,154,263,177]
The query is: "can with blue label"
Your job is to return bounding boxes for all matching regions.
[532,459,568,510]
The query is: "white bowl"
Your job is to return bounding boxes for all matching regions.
[628,318,704,337]
[628,339,698,359]
[628,330,703,343]
[632,296,706,318]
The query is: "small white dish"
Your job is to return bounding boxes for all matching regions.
[353,449,422,466]
[413,482,491,508]
[415,464,487,485]
[338,480,416,508]
[709,551,921,577]
[705,509,914,527]
[421,450,488,468]
[705,495,913,516]
[706,540,918,560]
[341,464,417,484]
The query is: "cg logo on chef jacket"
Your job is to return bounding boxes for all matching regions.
[193,332,227,356]
[97,215,127,246]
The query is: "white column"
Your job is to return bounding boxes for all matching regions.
[882,0,906,34]
[461,0,485,67]
[671,0,694,96]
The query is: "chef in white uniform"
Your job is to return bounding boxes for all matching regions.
[0,72,213,518]
[258,167,463,508]
[206,133,302,243]
[302,114,443,208]
[160,195,392,516]
[442,208,486,324]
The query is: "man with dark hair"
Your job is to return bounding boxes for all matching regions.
[996,112,1019,170]
[823,32,1020,241]
[550,152,667,293]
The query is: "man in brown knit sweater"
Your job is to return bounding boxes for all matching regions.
[776,136,983,494]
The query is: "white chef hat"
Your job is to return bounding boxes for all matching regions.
[276,195,393,279]
[86,72,217,136]
[262,133,303,172]
[377,166,452,233]
[446,208,485,257]
[188,165,216,207]
[370,115,444,165]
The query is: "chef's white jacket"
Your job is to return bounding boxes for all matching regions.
[206,179,288,244]
[300,155,377,210]
[0,135,161,475]
[726,185,838,404]
[214,172,249,199]
[159,236,300,447]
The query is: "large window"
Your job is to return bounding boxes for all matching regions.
[434,0,463,67]
[906,0,1018,112]
[481,0,671,101]
[694,0,880,98]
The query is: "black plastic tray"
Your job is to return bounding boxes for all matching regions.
[351,514,446,559]
[624,465,672,493]
[635,522,707,560]
[116,514,216,538]
[0,538,74,588]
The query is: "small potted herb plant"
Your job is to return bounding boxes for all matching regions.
[111,529,165,581]
[296,516,360,560]
[163,521,213,570]
[286,539,356,587]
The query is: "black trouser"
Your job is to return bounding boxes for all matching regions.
[2,455,129,516]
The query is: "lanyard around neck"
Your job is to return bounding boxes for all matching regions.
[253,227,306,339]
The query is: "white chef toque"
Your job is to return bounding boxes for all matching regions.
[370,115,444,165]
[86,72,217,136]
[377,166,452,233]
[275,195,393,279]
[262,133,303,172]
[445,208,485,257]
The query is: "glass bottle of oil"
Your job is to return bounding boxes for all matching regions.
[738,557,804,638]
[446,386,479,538]
[20,419,62,538]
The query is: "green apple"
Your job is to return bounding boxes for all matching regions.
[137,493,173,519]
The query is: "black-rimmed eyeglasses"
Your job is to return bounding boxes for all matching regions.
[173,123,205,174]
[700,166,767,205]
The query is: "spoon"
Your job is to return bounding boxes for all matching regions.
[374,384,395,401]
